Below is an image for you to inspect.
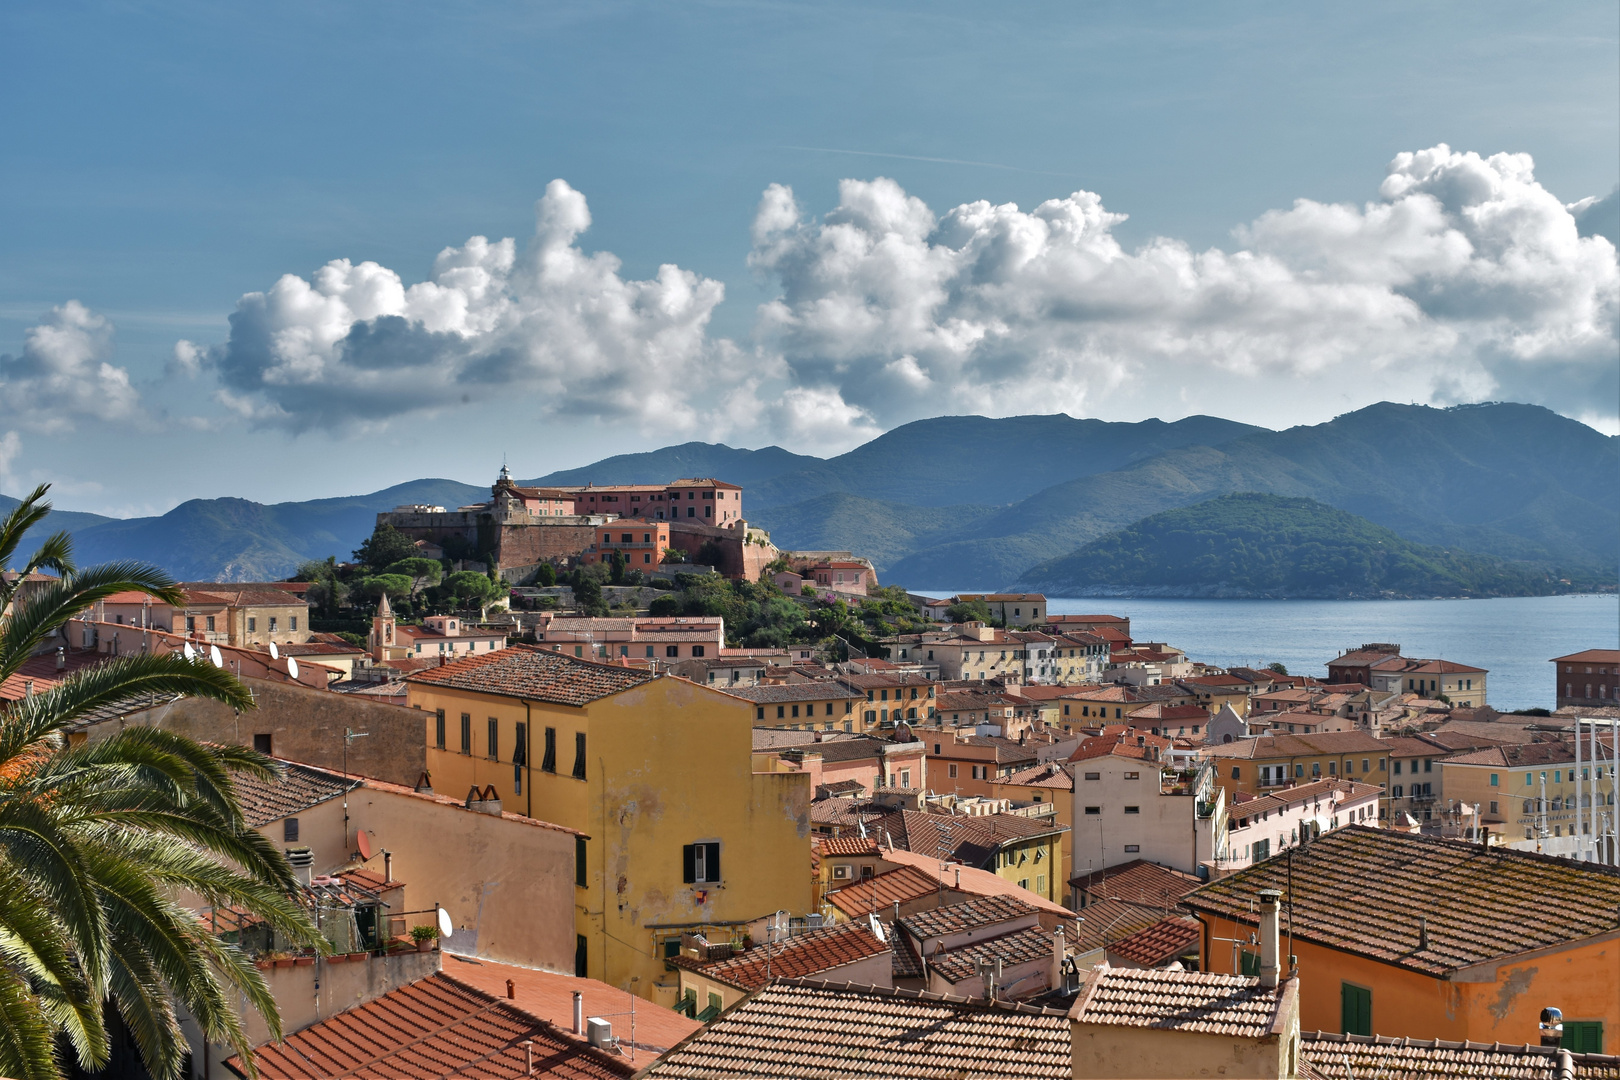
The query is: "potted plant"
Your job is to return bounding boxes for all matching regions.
[293,954,315,967]
[411,924,439,952]
[347,951,368,963]
[327,952,348,964]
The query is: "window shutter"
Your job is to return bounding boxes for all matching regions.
[705,842,721,883]
[542,728,557,772]
[682,844,696,884]
[573,732,587,779]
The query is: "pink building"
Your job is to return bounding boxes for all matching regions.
[805,560,875,596]
[1214,779,1382,874]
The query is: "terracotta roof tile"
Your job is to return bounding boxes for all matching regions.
[406,645,655,706]
[643,979,1071,1079]
[1070,859,1200,905]
[674,923,890,991]
[899,895,1039,940]
[1073,967,1286,1037]
[1105,915,1203,967]
[929,924,1058,983]
[825,865,943,917]
[1185,826,1620,975]
[230,971,634,1079]
[233,761,360,827]
[1069,897,1173,955]
[1301,1032,1620,1079]
[818,835,880,856]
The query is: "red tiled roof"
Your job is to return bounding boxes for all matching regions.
[405,645,655,706]
[999,761,1074,789]
[875,848,1076,918]
[644,979,1071,1079]
[1072,967,1288,1038]
[898,894,1038,940]
[1185,826,1620,975]
[824,865,942,917]
[442,955,698,1054]
[1552,650,1620,665]
[929,924,1057,983]
[1104,915,1202,967]
[1070,859,1200,906]
[818,835,880,856]
[1301,1032,1620,1079]
[675,923,889,991]
[231,972,634,1079]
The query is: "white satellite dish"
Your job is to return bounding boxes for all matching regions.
[285,657,299,681]
[209,645,224,668]
[182,642,196,661]
[268,642,280,660]
[437,906,454,939]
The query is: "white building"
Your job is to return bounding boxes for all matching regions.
[1069,729,1224,883]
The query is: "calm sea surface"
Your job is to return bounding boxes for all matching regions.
[932,593,1619,712]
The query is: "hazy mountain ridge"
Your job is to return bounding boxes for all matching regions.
[2,403,1612,586]
[1015,493,1582,599]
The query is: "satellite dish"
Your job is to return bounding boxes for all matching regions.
[285,657,299,681]
[182,642,196,661]
[209,645,223,668]
[437,906,454,939]
[356,831,373,860]
[268,642,280,660]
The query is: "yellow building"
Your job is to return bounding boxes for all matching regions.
[1440,742,1591,843]
[992,762,1075,891]
[1206,731,1390,801]
[406,646,813,1003]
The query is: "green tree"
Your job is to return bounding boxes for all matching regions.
[295,557,348,615]
[571,566,609,616]
[442,570,497,608]
[352,524,420,570]
[358,574,413,603]
[609,549,627,585]
[0,487,320,1080]
[383,557,443,595]
[946,598,993,624]
[695,540,726,569]
[533,562,557,587]
[1267,662,1289,675]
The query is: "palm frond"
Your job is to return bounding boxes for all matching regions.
[0,563,185,680]
[0,485,58,586]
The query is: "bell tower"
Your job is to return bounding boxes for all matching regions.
[370,591,396,662]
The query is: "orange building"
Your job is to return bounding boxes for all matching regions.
[581,521,672,569]
[567,479,743,524]
[1185,827,1620,1053]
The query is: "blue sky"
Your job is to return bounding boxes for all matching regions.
[1,1,1616,516]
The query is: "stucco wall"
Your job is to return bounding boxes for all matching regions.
[89,675,426,787]
[1070,1024,1288,1079]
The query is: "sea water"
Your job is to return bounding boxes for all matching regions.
[933,593,1619,712]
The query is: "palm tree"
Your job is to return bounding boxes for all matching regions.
[0,485,320,1080]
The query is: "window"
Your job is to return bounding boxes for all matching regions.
[1240,950,1261,976]
[247,617,256,632]
[1123,771,1140,780]
[1393,785,1403,798]
[1084,806,1100,816]
[576,837,587,887]
[1084,772,1101,781]
[692,645,706,658]
[460,714,472,755]
[487,718,499,760]
[1563,1021,1605,1054]
[1490,773,1499,786]
[683,842,721,883]
[185,616,195,632]
[948,764,958,778]
[575,935,587,978]
[1424,758,1432,773]
[777,706,786,719]
[283,817,299,842]
[1232,767,1241,780]
[1489,800,1499,815]
[1124,806,1140,814]
[1123,845,1139,853]
[1340,983,1372,1037]
[206,616,215,632]
[253,733,273,754]
[1252,838,1270,861]
[667,645,680,658]
[542,727,557,772]
[572,732,587,779]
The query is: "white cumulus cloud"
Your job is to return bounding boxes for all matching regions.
[749,145,1619,432]
[184,179,750,436]
[0,301,143,435]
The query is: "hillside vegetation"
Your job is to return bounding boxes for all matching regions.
[1015,494,1580,599]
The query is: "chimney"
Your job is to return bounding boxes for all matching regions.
[1418,916,1429,953]
[383,850,394,884]
[1257,888,1282,988]
[55,647,65,671]
[507,978,516,999]
[285,847,315,887]
[572,991,584,1034]
[1049,925,1065,991]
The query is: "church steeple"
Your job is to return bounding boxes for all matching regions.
[371,591,396,662]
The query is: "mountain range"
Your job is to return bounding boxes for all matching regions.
[3,402,1615,592]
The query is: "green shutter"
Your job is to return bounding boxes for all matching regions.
[1564,1021,1604,1054]
[1341,982,1372,1036]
